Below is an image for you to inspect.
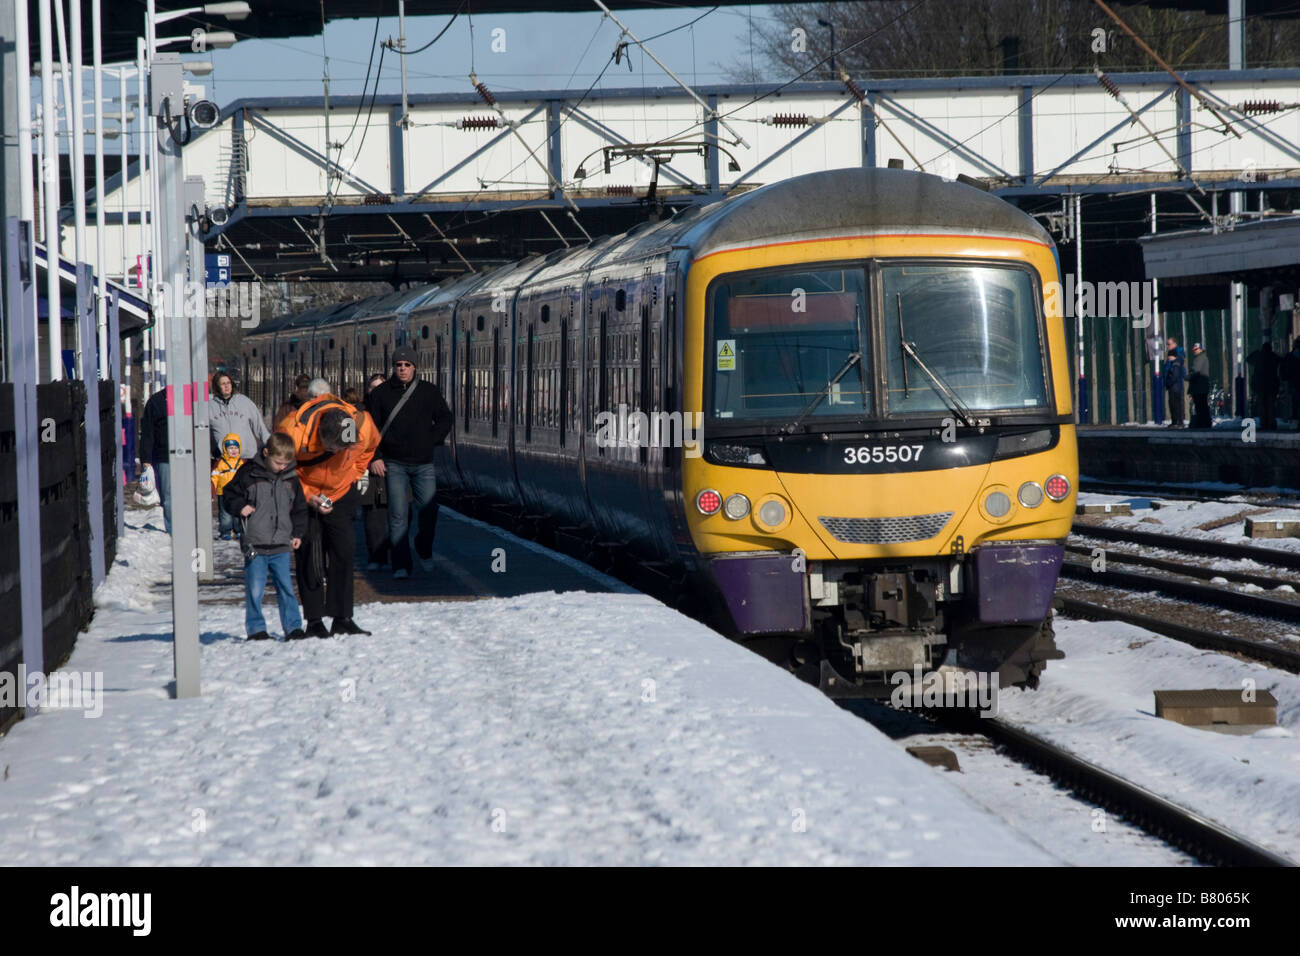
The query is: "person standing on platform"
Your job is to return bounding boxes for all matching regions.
[211,434,244,539]
[222,432,307,641]
[1188,342,1212,429]
[366,347,454,580]
[1281,336,1300,428]
[209,371,269,465]
[1162,344,1186,428]
[354,374,391,571]
[139,386,172,533]
[284,379,380,637]
[274,373,313,431]
[1247,341,1281,430]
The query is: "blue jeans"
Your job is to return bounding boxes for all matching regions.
[385,460,438,572]
[218,497,237,536]
[245,551,303,636]
[153,458,172,533]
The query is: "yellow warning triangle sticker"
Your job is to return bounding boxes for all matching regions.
[718,342,735,356]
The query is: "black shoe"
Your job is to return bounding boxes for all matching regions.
[304,619,331,639]
[247,631,272,641]
[331,618,371,636]
[286,628,308,641]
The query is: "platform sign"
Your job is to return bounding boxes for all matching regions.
[205,253,231,285]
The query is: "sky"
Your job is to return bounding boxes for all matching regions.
[196,5,792,105]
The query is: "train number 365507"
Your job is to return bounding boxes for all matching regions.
[843,444,925,465]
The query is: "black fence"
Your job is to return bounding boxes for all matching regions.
[0,380,117,733]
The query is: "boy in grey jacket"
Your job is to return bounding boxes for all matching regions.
[222,432,308,640]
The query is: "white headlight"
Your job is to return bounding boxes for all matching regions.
[1018,482,1044,508]
[723,494,751,519]
[758,499,786,527]
[984,491,1012,518]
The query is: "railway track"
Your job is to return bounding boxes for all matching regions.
[950,714,1296,867]
[1073,522,1300,570]
[850,700,1295,866]
[1059,556,1300,623]
[1055,596,1300,672]
[1079,479,1300,508]
[1062,521,1300,669]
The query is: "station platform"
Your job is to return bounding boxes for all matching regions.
[1077,424,1300,489]
[184,503,623,616]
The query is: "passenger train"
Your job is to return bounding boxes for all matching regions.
[242,168,1078,695]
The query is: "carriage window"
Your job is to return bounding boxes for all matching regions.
[881,263,1046,415]
[709,267,869,423]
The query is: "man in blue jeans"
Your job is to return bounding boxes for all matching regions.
[139,386,173,533]
[366,347,454,579]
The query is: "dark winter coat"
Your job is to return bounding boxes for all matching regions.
[366,377,454,465]
[139,388,170,464]
[221,456,308,555]
[1162,355,1186,392]
[1283,348,1300,388]
[1188,351,1210,396]
[1247,346,1281,394]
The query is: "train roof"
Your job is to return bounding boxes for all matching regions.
[675,167,1053,259]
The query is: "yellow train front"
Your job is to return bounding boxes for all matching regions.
[675,168,1077,694]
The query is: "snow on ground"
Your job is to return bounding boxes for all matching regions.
[1076,491,1300,554]
[0,508,1058,866]
[997,617,1300,860]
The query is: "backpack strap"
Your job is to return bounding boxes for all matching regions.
[379,381,420,441]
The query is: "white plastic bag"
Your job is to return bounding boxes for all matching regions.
[133,463,160,506]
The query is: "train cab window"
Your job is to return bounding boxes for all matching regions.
[881,263,1047,415]
[709,267,870,423]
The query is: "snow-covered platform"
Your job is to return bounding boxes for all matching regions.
[0,508,1064,866]
[1078,424,1300,489]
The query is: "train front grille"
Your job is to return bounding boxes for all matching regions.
[818,512,953,544]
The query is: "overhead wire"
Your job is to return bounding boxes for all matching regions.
[388,0,467,55]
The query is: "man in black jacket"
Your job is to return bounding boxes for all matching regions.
[139,386,172,532]
[1248,341,1282,430]
[366,347,453,578]
[1188,342,1212,428]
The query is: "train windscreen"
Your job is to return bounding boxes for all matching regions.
[709,267,870,422]
[881,263,1047,415]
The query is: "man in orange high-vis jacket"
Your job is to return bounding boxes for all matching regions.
[283,380,380,637]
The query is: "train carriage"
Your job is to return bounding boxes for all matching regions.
[242,167,1077,694]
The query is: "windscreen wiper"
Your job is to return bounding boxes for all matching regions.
[896,292,974,427]
[780,351,862,435]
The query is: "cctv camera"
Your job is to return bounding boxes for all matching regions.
[207,206,230,227]
[187,99,220,129]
